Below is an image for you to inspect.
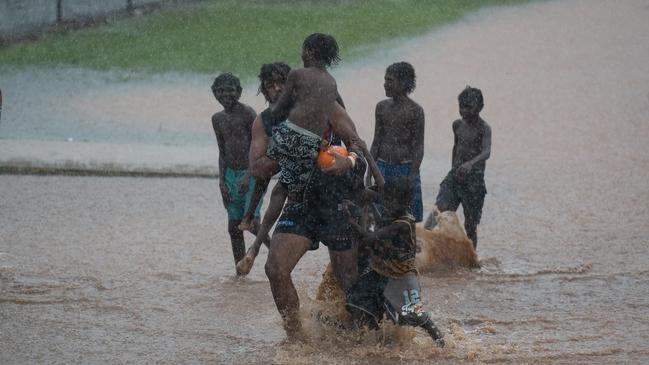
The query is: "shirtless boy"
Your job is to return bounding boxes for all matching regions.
[265,33,366,338]
[368,62,425,222]
[425,86,491,249]
[210,73,261,272]
[268,33,353,197]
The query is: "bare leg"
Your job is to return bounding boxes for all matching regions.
[228,219,245,269]
[239,178,270,232]
[265,233,312,338]
[238,216,253,232]
[465,221,478,249]
[423,212,436,230]
[329,247,358,292]
[249,217,261,236]
[236,183,288,275]
[463,202,480,249]
[423,205,440,230]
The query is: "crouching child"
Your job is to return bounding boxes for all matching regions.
[347,177,445,347]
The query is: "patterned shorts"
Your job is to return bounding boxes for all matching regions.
[266,120,322,196]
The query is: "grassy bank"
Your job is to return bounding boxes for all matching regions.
[0,0,529,79]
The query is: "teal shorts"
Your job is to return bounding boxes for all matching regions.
[224,168,264,221]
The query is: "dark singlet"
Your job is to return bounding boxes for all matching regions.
[261,108,283,137]
[370,213,418,279]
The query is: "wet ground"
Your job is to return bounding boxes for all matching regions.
[2,0,649,363]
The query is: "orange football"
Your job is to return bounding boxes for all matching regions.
[317,145,348,169]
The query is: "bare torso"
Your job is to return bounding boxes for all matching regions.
[212,103,257,170]
[452,118,490,172]
[372,98,425,164]
[283,67,339,137]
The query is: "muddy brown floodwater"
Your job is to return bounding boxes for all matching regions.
[2,0,649,363]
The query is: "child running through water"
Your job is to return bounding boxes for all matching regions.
[424,86,491,249]
[347,177,445,347]
[210,72,262,273]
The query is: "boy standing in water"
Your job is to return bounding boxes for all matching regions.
[211,73,261,272]
[347,177,445,347]
[368,62,425,222]
[425,86,491,249]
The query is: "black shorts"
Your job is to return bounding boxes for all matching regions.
[273,169,357,252]
[274,200,355,251]
[436,169,487,226]
[346,269,389,328]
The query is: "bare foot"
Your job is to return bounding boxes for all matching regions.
[237,219,253,232]
[235,255,254,276]
[283,323,308,344]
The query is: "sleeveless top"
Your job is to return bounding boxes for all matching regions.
[261,108,283,137]
[370,212,418,279]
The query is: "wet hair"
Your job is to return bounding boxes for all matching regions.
[303,33,341,67]
[458,86,484,110]
[386,62,416,94]
[211,72,242,95]
[257,62,291,101]
[383,176,413,207]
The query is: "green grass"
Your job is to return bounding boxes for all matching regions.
[0,0,529,79]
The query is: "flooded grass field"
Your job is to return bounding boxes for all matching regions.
[1,0,649,363]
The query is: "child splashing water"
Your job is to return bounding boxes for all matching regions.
[347,177,445,347]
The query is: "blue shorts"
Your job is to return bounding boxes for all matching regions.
[376,160,423,222]
[223,168,264,221]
